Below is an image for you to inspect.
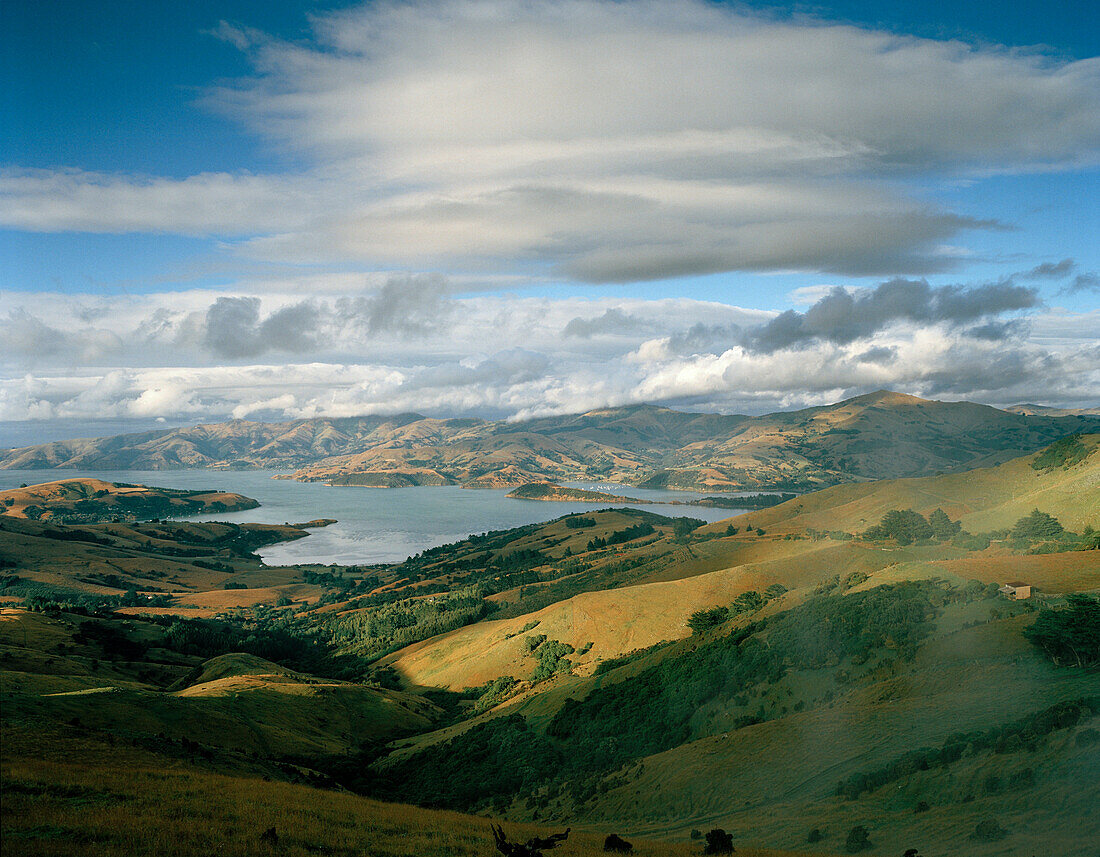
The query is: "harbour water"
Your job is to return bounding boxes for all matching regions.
[0,469,748,566]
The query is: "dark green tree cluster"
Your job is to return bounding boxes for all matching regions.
[863,508,960,545]
[564,516,596,529]
[326,586,489,662]
[672,517,706,542]
[586,522,655,551]
[1031,433,1092,471]
[688,606,729,634]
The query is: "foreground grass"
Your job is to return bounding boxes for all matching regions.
[1,724,835,857]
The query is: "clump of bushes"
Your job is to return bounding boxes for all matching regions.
[530,639,575,681]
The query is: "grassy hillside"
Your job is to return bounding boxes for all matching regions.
[370,580,1100,856]
[5,723,827,857]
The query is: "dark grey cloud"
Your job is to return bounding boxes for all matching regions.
[966,319,1029,341]
[855,346,897,364]
[666,323,743,355]
[203,297,321,358]
[1065,272,1100,293]
[747,278,1040,353]
[564,308,645,339]
[1020,259,1076,280]
[336,274,453,336]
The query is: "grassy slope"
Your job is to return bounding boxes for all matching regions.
[570,614,1099,853]
[701,433,1100,536]
[367,440,1100,855]
[1,723,832,857]
[383,539,928,690]
[0,610,439,759]
[0,514,326,611]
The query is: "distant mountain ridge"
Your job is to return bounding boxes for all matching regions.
[3,391,1099,492]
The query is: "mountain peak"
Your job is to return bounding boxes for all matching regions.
[841,389,931,408]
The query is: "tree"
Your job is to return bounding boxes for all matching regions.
[927,508,960,539]
[1012,509,1064,540]
[863,509,932,545]
[672,517,705,542]
[1024,594,1100,667]
[731,590,764,614]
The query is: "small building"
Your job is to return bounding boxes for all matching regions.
[998,582,1032,600]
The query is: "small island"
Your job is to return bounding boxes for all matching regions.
[507,482,648,503]
[0,478,260,524]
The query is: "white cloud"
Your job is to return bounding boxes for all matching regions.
[1,294,1097,424]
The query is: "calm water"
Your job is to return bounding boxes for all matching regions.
[0,469,744,566]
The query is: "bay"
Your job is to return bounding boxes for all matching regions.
[0,469,747,566]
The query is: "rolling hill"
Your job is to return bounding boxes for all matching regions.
[3,391,1098,492]
[0,478,258,523]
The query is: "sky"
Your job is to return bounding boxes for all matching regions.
[2,0,1099,442]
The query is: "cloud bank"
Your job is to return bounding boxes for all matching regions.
[1,280,1096,426]
[3,0,1099,281]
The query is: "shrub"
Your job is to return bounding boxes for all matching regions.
[806,828,823,843]
[524,633,548,653]
[845,825,871,852]
[531,639,575,681]
[672,517,705,542]
[927,508,961,539]
[972,819,1007,842]
[1075,727,1100,747]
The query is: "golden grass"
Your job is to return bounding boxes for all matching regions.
[930,550,1100,593]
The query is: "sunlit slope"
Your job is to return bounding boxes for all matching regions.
[0,478,258,522]
[382,438,1098,691]
[703,433,1100,536]
[382,539,924,690]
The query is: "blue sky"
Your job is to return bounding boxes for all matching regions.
[1,0,1098,433]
